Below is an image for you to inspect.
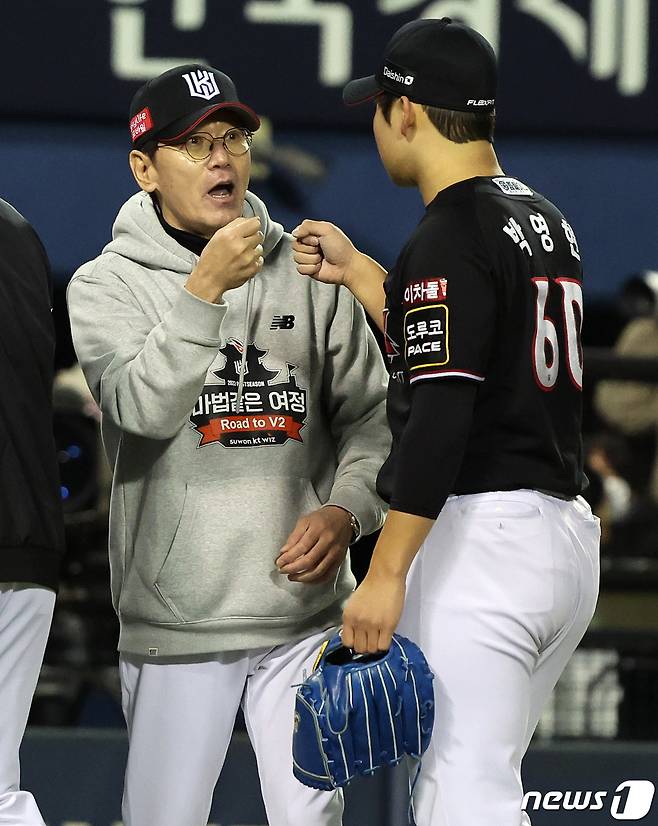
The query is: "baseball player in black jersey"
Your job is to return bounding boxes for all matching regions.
[293,17,600,826]
[0,199,65,824]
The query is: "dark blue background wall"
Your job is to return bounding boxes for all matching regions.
[1,124,656,299]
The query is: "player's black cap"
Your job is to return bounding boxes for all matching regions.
[129,64,260,149]
[343,17,496,113]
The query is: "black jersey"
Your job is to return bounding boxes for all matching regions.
[0,198,65,588]
[377,175,586,517]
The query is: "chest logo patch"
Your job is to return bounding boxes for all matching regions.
[270,315,295,330]
[190,340,307,448]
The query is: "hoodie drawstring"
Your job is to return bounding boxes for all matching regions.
[236,276,255,413]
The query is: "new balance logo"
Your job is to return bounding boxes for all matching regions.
[182,70,221,100]
[270,315,295,330]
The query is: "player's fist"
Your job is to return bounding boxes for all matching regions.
[187,216,264,302]
[341,570,406,654]
[292,220,355,287]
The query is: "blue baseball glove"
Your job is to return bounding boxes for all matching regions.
[292,632,435,790]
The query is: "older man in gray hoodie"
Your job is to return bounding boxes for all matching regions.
[67,65,389,826]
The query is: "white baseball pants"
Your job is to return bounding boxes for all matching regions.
[119,628,343,826]
[398,490,600,826]
[0,583,55,826]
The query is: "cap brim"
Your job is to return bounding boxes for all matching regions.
[159,102,261,143]
[343,75,382,106]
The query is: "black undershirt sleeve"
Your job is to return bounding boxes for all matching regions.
[389,379,478,519]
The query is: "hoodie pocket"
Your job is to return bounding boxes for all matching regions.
[153,476,329,623]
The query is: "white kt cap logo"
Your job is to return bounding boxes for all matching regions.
[182,69,221,100]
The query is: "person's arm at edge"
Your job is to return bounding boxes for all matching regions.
[292,219,388,332]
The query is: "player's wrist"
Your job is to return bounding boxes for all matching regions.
[342,248,365,292]
[367,556,407,583]
[345,251,387,295]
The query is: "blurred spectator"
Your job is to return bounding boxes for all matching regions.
[54,363,101,422]
[594,316,658,503]
[586,432,634,523]
[53,363,111,516]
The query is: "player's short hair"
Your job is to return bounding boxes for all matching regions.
[377,92,495,144]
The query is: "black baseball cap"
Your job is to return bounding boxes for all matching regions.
[129,64,260,149]
[343,17,496,113]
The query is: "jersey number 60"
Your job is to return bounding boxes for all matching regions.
[531,277,583,392]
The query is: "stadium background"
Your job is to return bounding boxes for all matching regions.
[3,1,658,823]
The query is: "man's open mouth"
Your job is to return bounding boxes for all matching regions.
[208,182,235,199]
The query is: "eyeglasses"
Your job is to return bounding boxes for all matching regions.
[158,127,253,160]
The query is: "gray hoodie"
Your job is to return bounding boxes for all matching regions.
[67,191,390,656]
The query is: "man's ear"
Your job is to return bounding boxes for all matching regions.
[399,96,417,139]
[129,150,158,193]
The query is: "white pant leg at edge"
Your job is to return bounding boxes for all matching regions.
[398,491,600,826]
[0,583,55,826]
[243,628,344,826]
[120,650,249,826]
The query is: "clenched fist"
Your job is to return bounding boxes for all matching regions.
[291,220,356,287]
[186,216,264,303]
